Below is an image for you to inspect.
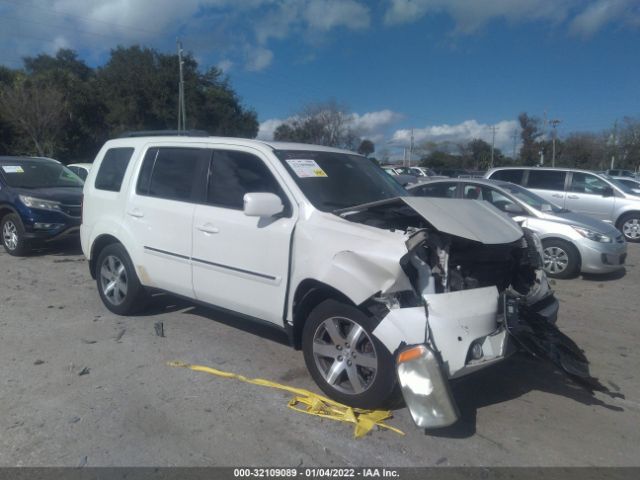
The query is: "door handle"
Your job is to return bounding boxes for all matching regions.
[552,194,563,198]
[127,209,144,218]
[197,224,220,234]
[568,195,579,199]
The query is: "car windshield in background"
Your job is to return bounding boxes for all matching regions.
[602,174,636,195]
[1,160,83,188]
[500,183,565,213]
[275,150,407,211]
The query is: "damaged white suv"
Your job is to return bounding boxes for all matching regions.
[82,134,565,429]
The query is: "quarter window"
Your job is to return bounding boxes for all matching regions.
[94,148,134,192]
[207,150,282,210]
[526,170,566,191]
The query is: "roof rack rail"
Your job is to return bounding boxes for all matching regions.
[118,130,210,138]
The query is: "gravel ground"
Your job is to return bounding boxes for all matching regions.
[0,240,638,466]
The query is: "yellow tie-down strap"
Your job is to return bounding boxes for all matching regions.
[168,361,404,439]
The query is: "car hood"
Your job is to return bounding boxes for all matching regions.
[541,210,620,236]
[339,197,523,244]
[13,186,83,205]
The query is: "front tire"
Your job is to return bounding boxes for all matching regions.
[302,299,396,409]
[617,213,640,243]
[2,214,30,256]
[542,238,580,279]
[96,243,148,315]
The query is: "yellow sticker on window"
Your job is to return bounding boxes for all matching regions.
[286,159,328,178]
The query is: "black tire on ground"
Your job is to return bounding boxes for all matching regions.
[542,238,580,279]
[1,213,30,256]
[302,299,397,409]
[616,212,640,243]
[95,243,148,315]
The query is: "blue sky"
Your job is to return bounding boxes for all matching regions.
[1,0,639,157]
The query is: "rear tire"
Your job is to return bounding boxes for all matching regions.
[96,243,148,315]
[617,212,640,243]
[302,299,397,409]
[542,238,580,279]
[1,213,30,256]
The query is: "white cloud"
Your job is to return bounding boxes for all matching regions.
[245,46,274,71]
[303,0,371,31]
[258,108,403,141]
[217,59,233,73]
[257,117,287,140]
[569,0,637,37]
[391,119,519,153]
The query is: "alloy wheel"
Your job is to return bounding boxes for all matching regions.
[100,255,128,305]
[2,220,18,251]
[543,246,569,274]
[312,316,378,395]
[622,218,640,240]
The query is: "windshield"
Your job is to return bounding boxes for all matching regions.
[500,183,565,213]
[0,160,84,188]
[275,150,408,211]
[601,174,636,195]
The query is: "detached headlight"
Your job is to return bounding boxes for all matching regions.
[19,195,62,211]
[571,225,612,243]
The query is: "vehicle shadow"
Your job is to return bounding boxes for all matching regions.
[426,353,624,439]
[27,238,84,257]
[580,268,627,281]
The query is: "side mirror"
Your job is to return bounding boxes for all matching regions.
[602,186,614,197]
[504,203,525,215]
[243,192,284,218]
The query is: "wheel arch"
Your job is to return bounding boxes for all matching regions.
[541,236,582,274]
[89,234,122,279]
[290,279,356,350]
[615,210,640,228]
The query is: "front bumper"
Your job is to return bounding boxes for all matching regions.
[577,238,627,274]
[22,209,81,242]
[375,289,559,429]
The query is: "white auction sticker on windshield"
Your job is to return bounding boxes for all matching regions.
[286,159,327,178]
[2,166,24,173]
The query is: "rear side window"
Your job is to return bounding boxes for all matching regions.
[94,148,134,192]
[527,170,566,191]
[489,169,524,184]
[208,150,282,209]
[137,147,210,202]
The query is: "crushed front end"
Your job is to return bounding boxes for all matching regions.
[340,197,570,429]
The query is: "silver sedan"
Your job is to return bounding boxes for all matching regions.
[408,178,627,279]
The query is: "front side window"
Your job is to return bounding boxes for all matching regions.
[136,147,210,202]
[275,150,407,212]
[95,148,134,192]
[1,160,83,189]
[480,187,522,213]
[570,173,609,195]
[463,184,483,200]
[526,170,566,191]
[207,150,283,209]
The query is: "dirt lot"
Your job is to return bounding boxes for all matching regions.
[1,241,639,466]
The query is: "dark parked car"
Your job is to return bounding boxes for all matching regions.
[0,156,84,255]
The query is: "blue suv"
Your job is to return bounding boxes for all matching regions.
[0,156,84,256]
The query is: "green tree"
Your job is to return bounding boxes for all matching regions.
[357,139,375,157]
[557,133,605,169]
[97,46,258,138]
[518,113,543,166]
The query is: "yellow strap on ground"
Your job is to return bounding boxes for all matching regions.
[168,360,404,439]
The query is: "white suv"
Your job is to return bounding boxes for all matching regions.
[82,133,562,429]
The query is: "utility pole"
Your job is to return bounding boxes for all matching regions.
[490,125,496,168]
[550,119,561,167]
[610,120,618,170]
[177,40,186,132]
[409,129,414,167]
[512,129,519,161]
